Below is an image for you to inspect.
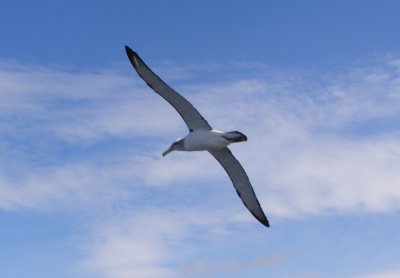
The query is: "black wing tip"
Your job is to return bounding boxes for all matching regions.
[124,45,134,55]
[251,211,270,228]
[258,216,270,228]
[263,218,271,228]
[124,45,139,68]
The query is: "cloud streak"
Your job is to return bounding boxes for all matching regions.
[2,57,400,277]
[2,57,400,215]
[354,268,400,278]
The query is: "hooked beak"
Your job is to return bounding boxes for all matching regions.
[162,146,174,157]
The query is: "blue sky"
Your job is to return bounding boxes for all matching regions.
[2,1,400,277]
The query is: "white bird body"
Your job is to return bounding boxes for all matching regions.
[125,46,270,227]
[184,130,230,151]
[164,130,248,156]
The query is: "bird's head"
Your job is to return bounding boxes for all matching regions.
[162,138,185,157]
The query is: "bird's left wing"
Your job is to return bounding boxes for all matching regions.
[209,148,270,227]
[125,46,212,131]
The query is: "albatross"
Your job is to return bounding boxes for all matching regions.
[125,46,270,227]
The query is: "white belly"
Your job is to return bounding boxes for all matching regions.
[184,130,230,151]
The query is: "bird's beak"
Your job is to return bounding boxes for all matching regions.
[162,146,174,157]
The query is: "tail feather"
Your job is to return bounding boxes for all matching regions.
[222,131,247,143]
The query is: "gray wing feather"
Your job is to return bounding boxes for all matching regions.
[209,148,270,227]
[125,46,212,131]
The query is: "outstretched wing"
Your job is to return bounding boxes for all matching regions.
[125,46,212,131]
[209,148,270,227]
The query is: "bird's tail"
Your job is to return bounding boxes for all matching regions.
[222,131,248,143]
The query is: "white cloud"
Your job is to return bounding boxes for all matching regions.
[181,254,285,276]
[2,57,400,277]
[2,57,400,217]
[0,162,129,211]
[0,63,183,143]
[80,207,245,278]
[353,268,400,278]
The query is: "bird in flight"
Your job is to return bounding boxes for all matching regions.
[125,46,269,227]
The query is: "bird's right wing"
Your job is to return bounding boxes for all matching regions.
[125,46,212,131]
[209,148,269,227]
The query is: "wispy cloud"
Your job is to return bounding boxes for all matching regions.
[181,254,285,277]
[81,207,246,278]
[353,268,400,278]
[2,56,400,215]
[2,56,400,277]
